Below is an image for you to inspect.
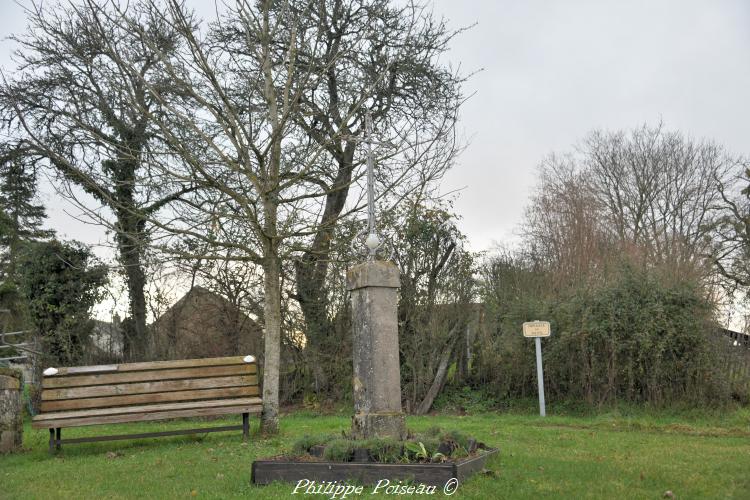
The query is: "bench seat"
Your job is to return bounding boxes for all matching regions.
[32,397,262,428]
[33,355,262,452]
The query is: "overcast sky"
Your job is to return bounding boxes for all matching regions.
[1,0,749,253]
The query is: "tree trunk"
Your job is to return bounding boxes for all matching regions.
[415,333,458,415]
[259,123,281,433]
[294,146,354,395]
[123,260,147,360]
[115,211,148,361]
[261,246,281,434]
[293,265,331,394]
[28,334,43,415]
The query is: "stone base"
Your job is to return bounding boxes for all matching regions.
[351,412,406,440]
[0,374,23,453]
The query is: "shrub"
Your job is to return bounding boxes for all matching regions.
[476,263,733,406]
[361,438,403,463]
[290,430,477,463]
[291,434,336,455]
[322,439,356,462]
[440,429,471,450]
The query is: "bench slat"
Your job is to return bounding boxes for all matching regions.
[42,375,257,401]
[32,403,262,429]
[40,386,260,412]
[33,397,263,421]
[65,365,118,375]
[43,363,256,388]
[44,356,253,377]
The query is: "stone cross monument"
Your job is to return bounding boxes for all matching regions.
[347,112,406,440]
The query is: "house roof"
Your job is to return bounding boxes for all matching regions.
[151,286,260,330]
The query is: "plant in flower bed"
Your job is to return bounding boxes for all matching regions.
[289,427,488,464]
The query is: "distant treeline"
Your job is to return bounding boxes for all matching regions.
[280,124,750,409]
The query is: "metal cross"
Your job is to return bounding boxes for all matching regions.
[363,111,379,258]
[351,110,392,260]
[341,110,392,260]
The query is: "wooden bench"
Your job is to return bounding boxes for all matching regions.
[32,355,261,452]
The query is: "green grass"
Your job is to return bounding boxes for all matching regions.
[2,408,750,499]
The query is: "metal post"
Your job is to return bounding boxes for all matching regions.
[363,111,381,261]
[535,337,546,417]
[365,111,375,237]
[242,413,249,441]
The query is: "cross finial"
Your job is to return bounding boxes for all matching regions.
[347,110,392,261]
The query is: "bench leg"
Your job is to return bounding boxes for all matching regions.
[242,413,249,441]
[56,428,61,451]
[48,429,55,454]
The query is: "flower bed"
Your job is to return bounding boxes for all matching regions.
[251,427,498,486]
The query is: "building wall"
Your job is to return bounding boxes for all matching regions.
[151,288,263,361]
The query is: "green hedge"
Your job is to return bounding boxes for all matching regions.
[476,264,734,406]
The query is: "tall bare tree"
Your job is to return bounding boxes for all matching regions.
[713,165,750,288]
[279,0,466,392]
[584,124,732,274]
[523,154,611,290]
[0,0,191,359]
[106,0,466,431]
[109,0,344,432]
[524,124,737,287]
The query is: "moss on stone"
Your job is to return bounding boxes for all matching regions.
[0,369,23,452]
[0,367,22,381]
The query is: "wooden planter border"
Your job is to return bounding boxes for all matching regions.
[252,448,498,486]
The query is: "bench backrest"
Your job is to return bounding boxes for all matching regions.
[40,355,259,413]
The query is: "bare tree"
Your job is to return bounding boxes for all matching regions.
[584,124,732,275]
[714,165,750,287]
[103,0,468,431]
[0,0,192,360]
[280,0,467,390]
[523,154,611,290]
[524,124,737,287]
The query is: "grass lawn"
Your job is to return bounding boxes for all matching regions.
[2,407,750,499]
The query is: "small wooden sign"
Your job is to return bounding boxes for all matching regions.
[523,321,551,338]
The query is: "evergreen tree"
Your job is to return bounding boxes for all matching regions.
[0,146,53,333]
[0,148,54,274]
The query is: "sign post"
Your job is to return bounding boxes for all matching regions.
[523,321,551,417]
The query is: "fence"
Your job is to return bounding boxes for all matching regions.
[718,328,750,399]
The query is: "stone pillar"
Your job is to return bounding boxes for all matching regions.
[0,370,23,453]
[347,260,406,440]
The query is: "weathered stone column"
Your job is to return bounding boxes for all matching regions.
[0,369,23,453]
[347,260,406,440]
